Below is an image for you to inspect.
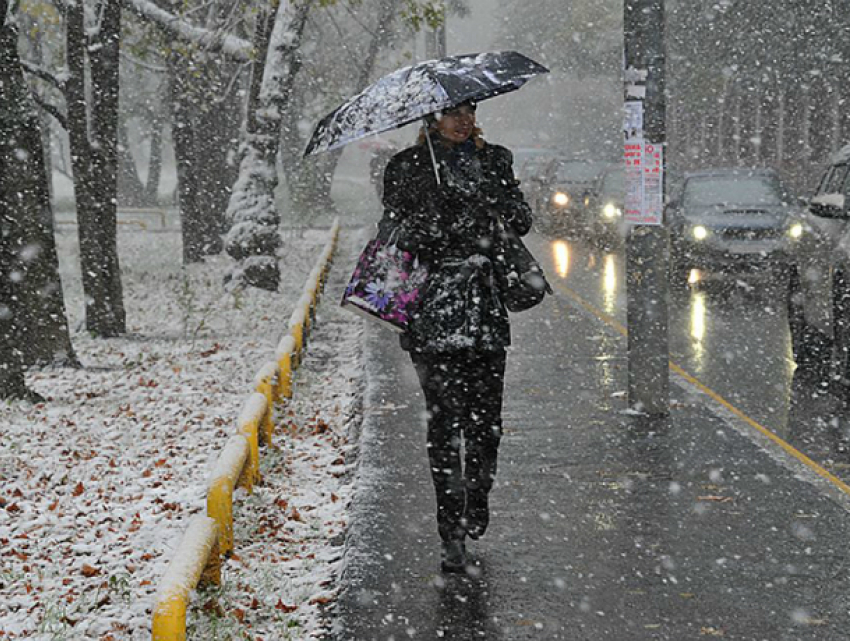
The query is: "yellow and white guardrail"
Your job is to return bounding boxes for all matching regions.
[151,219,340,640]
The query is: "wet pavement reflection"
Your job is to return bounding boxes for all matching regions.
[537,232,850,486]
[339,231,850,639]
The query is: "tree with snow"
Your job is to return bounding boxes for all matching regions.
[223,0,312,291]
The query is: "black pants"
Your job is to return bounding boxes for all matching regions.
[410,348,507,542]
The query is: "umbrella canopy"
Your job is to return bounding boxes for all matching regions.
[304,51,549,156]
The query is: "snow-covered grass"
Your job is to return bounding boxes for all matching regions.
[0,218,366,640]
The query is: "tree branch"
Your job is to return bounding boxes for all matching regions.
[119,50,167,73]
[29,91,67,129]
[20,60,67,91]
[121,0,253,62]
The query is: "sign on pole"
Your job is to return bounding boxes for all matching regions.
[623,99,663,226]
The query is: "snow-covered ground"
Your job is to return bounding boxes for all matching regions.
[0,211,371,639]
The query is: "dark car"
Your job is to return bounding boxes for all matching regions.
[542,159,608,237]
[585,163,627,248]
[667,168,804,286]
[785,144,850,378]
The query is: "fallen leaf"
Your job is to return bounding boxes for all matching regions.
[202,600,224,617]
[275,599,297,613]
[72,482,84,497]
[200,343,223,358]
[310,596,332,605]
[81,564,100,577]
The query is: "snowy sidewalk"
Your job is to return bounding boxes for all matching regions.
[0,224,368,640]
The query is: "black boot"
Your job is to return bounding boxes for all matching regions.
[441,534,467,573]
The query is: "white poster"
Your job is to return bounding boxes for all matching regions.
[623,100,664,226]
[641,142,663,225]
[624,137,644,223]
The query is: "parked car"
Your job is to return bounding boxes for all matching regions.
[785,145,850,377]
[666,168,805,287]
[585,163,627,248]
[541,159,608,236]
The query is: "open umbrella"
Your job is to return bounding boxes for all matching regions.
[303,51,549,160]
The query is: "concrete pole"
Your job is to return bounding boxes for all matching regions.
[624,0,669,417]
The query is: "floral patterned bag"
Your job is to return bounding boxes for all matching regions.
[341,237,429,333]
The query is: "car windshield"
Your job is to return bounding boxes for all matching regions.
[683,176,783,207]
[601,169,626,195]
[555,162,601,183]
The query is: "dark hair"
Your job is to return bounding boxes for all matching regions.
[443,100,477,115]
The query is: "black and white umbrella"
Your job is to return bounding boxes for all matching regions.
[303,51,549,157]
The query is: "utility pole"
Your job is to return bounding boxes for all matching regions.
[623,0,669,416]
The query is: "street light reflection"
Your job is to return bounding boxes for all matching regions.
[690,291,706,370]
[603,254,617,314]
[553,241,570,278]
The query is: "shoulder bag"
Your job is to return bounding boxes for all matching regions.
[492,216,552,312]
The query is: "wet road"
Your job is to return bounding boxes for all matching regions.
[334,232,850,640]
[534,233,850,485]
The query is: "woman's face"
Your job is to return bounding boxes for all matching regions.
[435,105,476,145]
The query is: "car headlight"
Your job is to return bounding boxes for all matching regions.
[602,203,622,219]
[552,192,569,206]
[692,225,708,241]
[788,222,803,239]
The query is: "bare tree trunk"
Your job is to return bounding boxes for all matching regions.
[832,87,841,153]
[0,0,33,400]
[66,0,126,337]
[0,10,76,371]
[733,96,742,165]
[143,117,164,205]
[169,55,202,260]
[118,119,148,207]
[776,89,785,169]
[171,52,240,263]
[752,99,762,164]
[801,85,811,163]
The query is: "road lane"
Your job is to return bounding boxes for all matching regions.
[529,231,850,485]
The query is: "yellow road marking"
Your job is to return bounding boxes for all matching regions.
[552,279,850,498]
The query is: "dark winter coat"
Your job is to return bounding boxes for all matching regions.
[378,137,533,353]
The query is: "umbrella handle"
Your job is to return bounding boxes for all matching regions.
[422,119,441,186]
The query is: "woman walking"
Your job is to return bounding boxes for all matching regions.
[378,100,533,573]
